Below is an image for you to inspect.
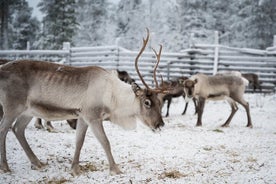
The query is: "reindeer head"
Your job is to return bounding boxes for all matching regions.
[183,79,197,101]
[133,28,167,131]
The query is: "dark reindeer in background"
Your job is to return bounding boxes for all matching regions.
[242,73,261,92]
[0,28,167,176]
[159,76,197,117]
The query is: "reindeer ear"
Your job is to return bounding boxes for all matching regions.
[131,82,142,96]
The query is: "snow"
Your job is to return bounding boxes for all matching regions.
[1,93,275,183]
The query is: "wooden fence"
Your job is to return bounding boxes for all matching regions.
[0,42,275,93]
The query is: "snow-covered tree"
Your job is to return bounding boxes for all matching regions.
[73,0,112,46]
[10,0,40,49]
[229,0,276,49]
[116,0,147,50]
[0,0,21,49]
[38,0,77,49]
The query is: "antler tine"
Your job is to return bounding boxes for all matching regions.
[135,28,150,89]
[152,44,163,89]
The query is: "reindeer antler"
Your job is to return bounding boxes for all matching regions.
[135,29,168,93]
[135,28,150,89]
[152,44,162,89]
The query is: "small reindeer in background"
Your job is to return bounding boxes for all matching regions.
[183,73,252,128]
[242,73,261,92]
[159,76,197,117]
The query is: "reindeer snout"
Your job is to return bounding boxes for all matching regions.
[155,119,165,130]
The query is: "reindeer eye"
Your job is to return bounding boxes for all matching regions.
[144,99,151,108]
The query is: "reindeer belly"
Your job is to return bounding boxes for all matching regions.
[26,86,85,120]
[26,101,81,121]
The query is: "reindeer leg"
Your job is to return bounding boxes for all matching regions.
[67,119,77,129]
[166,98,172,117]
[71,118,88,176]
[235,98,253,128]
[45,121,55,132]
[0,115,16,173]
[221,99,238,127]
[182,101,188,115]
[196,97,205,126]
[193,98,198,114]
[90,120,122,175]
[12,115,45,170]
[34,118,43,129]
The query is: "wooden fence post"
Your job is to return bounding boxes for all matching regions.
[26,41,30,50]
[115,37,121,69]
[167,61,170,81]
[62,42,71,65]
[213,31,219,75]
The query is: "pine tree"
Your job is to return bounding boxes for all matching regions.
[38,0,77,49]
[230,0,276,49]
[74,0,111,46]
[116,0,146,50]
[10,0,40,49]
[0,0,20,49]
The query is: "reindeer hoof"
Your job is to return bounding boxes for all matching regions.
[246,124,253,128]
[221,124,229,128]
[31,161,46,170]
[71,166,81,177]
[34,124,43,129]
[110,165,123,175]
[0,164,11,173]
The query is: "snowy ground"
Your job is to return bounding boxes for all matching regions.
[1,93,275,184]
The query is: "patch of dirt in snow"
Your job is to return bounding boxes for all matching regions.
[0,94,275,183]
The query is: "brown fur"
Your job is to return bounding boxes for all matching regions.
[159,76,197,117]
[242,73,261,92]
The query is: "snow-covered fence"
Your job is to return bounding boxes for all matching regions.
[0,50,69,62]
[0,41,275,93]
[190,44,276,93]
[67,44,275,93]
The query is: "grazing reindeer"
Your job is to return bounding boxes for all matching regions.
[159,76,197,117]
[117,70,135,84]
[241,73,261,92]
[183,73,252,128]
[0,29,167,175]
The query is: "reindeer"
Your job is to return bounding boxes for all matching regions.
[183,73,252,128]
[0,29,167,175]
[241,73,261,92]
[159,76,197,117]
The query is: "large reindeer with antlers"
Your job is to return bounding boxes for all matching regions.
[0,29,167,175]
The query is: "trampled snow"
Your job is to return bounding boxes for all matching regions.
[1,93,275,183]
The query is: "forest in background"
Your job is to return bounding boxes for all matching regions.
[0,0,275,51]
